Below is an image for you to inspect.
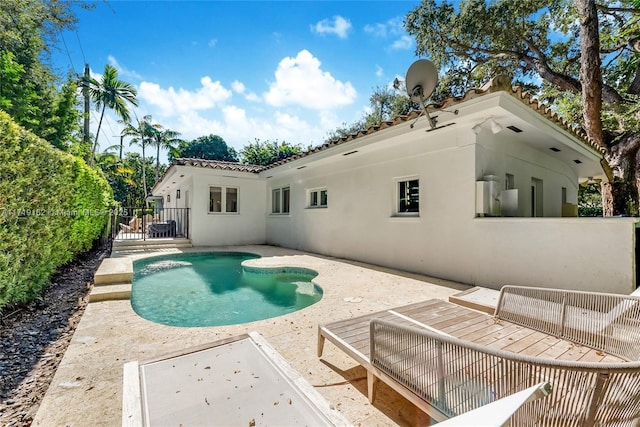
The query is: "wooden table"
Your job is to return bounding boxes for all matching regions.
[318,299,625,365]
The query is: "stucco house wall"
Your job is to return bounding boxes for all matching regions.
[265,125,479,284]
[152,88,637,294]
[186,167,266,246]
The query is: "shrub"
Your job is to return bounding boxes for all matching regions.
[0,111,113,311]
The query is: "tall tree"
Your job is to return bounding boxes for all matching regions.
[170,134,238,162]
[122,115,154,202]
[405,0,640,215]
[84,64,138,164]
[0,0,82,144]
[239,139,303,166]
[150,125,182,181]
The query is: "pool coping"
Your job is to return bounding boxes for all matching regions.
[32,245,472,426]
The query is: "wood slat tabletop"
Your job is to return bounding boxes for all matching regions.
[319,299,626,364]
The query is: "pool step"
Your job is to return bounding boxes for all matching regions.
[94,257,133,285]
[91,258,134,303]
[89,283,131,302]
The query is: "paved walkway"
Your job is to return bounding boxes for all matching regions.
[32,245,470,426]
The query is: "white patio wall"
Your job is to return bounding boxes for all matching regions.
[471,217,637,294]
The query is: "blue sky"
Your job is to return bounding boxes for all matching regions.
[52,0,423,162]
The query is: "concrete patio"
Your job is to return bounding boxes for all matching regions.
[32,245,471,426]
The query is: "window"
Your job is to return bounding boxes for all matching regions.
[283,187,290,213]
[505,173,515,190]
[320,189,327,206]
[209,186,238,213]
[562,187,567,205]
[308,188,328,208]
[398,179,419,215]
[210,187,222,212]
[272,189,281,213]
[167,194,170,203]
[271,187,290,214]
[226,187,238,212]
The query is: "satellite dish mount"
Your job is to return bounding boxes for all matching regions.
[405,59,439,129]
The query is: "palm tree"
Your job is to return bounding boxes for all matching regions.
[150,125,182,181]
[122,114,154,201]
[95,149,136,204]
[85,64,138,164]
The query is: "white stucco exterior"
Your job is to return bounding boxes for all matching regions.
[158,166,266,246]
[152,90,638,294]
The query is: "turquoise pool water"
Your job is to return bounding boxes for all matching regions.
[131,252,323,327]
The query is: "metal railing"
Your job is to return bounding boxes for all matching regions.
[111,207,190,240]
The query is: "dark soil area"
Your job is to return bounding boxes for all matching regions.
[0,241,110,427]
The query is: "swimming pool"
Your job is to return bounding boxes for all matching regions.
[131,252,323,327]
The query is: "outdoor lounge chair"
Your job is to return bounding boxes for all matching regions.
[119,217,139,233]
[318,286,640,425]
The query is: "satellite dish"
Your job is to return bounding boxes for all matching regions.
[405,59,438,103]
[404,59,439,129]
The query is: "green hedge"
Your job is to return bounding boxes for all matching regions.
[0,111,113,311]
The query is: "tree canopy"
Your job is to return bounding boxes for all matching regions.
[324,85,415,142]
[0,0,85,149]
[239,139,303,166]
[170,134,239,162]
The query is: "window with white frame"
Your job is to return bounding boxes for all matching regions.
[308,188,327,208]
[209,186,238,213]
[271,186,290,214]
[397,178,419,215]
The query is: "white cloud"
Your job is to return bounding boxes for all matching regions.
[208,38,218,47]
[138,76,232,116]
[107,55,143,80]
[364,16,412,50]
[390,35,413,51]
[231,80,260,102]
[376,65,384,78]
[364,23,387,37]
[364,16,404,38]
[231,80,245,93]
[245,92,260,102]
[311,16,352,39]
[263,49,356,110]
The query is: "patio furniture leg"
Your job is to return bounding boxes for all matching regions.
[367,371,379,404]
[317,327,326,357]
[584,372,609,427]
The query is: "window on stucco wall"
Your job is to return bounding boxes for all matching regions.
[209,186,238,213]
[272,187,290,214]
[308,188,327,208]
[397,179,419,216]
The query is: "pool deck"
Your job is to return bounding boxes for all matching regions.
[32,245,471,426]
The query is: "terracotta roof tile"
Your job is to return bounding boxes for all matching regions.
[174,158,265,173]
